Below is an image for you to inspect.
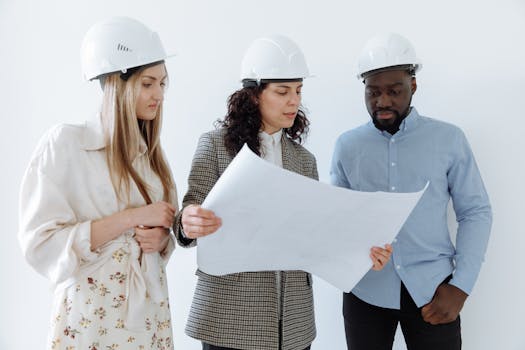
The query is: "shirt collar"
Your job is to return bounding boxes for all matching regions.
[81,116,148,157]
[81,117,106,151]
[259,129,283,146]
[399,107,420,132]
[367,107,421,135]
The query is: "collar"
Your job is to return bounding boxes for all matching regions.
[259,129,283,146]
[368,107,421,135]
[81,117,106,151]
[398,107,420,132]
[81,115,148,157]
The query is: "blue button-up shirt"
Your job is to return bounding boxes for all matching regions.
[330,108,492,308]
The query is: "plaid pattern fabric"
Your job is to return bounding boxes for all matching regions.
[175,129,318,350]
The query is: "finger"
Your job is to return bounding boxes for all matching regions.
[183,225,213,238]
[150,229,169,242]
[161,215,175,228]
[187,206,219,219]
[421,303,435,320]
[134,234,146,243]
[183,215,221,228]
[370,252,383,270]
[183,223,221,238]
[426,313,443,325]
[371,247,391,259]
[140,245,155,254]
[162,201,177,213]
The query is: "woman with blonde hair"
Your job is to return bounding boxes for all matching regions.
[19,17,177,349]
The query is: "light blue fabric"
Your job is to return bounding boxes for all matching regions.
[330,108,492,308]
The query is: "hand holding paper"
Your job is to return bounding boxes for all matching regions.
[197,145,426,292]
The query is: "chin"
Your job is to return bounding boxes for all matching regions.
[137,115,157,121]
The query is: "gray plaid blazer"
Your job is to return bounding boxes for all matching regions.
[175,128,318,350]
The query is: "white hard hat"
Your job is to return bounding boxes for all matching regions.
[357,32,422,79]
[240,34,310,84]
[81,17,169,81]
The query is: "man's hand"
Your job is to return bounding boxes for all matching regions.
[421,283,468,325]
[370,244,393,271]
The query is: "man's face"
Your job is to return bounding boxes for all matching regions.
[364,69,416,133]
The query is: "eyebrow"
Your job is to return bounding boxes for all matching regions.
[276,84,303,89]
[141,75,167,81]
[366,82,403,89]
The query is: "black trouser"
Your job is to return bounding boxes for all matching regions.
[202,343,311,350]
[343,282,461,350]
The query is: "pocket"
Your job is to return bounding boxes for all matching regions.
[195,268,241,283]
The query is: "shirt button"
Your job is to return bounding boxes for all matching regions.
[393,238,398,243]
[396,265,401,270]
[391,186,396,191]
[391,139,395,143]
[391,162,396,166]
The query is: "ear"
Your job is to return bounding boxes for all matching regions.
[411,77,417,95]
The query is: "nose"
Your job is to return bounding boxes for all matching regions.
[376,93,391,108]
[288,91,301,106]
[153,84,164,101]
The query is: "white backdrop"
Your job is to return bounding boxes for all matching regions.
[1,0,524,349]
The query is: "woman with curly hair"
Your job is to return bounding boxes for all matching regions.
[173,35,317,350]
[174,35,389,350]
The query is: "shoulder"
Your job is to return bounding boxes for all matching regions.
[194,128,230,160]
[417,115,466,142]
[44,123,85,146]
[197,128,227,147]
[31,123,85,163]
[202,128,226,139]
[335,123,373,147]
[24,123,89,180]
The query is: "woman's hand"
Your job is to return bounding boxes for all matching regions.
[130,201,177,229]
[370,244,393,271]
[181,205,222,239]
[134,226,171,253]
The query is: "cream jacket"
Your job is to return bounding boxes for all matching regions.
[18,119,177,331]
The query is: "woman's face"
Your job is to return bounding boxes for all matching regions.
[135,64,167,121]
[258,81,302,134]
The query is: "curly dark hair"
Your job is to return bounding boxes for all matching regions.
[216,84,310,157]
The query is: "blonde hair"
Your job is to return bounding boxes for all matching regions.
[100,65,174,205]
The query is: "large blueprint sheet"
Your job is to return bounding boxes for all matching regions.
[197,145,426,292]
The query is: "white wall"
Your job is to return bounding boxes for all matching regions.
[1,0,524,349]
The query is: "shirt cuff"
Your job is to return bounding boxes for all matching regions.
[448,271,474,295]
[72,221,100,262]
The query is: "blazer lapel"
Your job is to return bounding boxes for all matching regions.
[281,135,303,175]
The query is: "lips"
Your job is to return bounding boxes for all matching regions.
[375,109,398,120]
[283,112,297,118]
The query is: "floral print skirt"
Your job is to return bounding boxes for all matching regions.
[48,240,173,350]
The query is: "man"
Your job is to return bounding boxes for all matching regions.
[330,33,492,349]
